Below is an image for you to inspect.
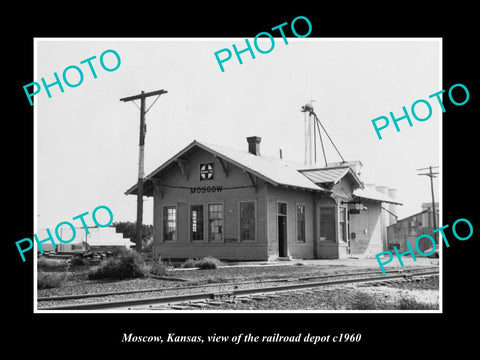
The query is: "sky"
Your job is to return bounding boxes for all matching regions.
[35,38,441,230]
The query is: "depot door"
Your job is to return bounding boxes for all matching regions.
[278,202,288,257]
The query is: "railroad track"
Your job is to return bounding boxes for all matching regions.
[39,266,439,311]
[37,266,437,302]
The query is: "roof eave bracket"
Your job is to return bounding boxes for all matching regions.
[215,156,229,177]
[175,159,189,180]
[245,171,258,193]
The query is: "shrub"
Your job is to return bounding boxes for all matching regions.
[87,248,146,280]
[180,258,198,269]
[37,271,68,289]
[148,261,169,276]
[180,257,223,270]
[196,257,223,269]
[69,254,86,266]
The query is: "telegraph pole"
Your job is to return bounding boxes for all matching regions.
[417,166,439,230]
[120,89,168,252]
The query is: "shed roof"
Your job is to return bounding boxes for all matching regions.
[391,208,438,224]
[300,166,351,184]
[353,187,402,205]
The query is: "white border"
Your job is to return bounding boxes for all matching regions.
[33,37,443,314]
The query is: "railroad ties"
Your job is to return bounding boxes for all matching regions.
[39,267,439,311]
[140,279,427,310]
[357,274,437,287]
[145,294,280,310]
[140,273,439,310]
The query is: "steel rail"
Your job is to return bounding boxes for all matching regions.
[37,266,439,302]
[39,269,439,311]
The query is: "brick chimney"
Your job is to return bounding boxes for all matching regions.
[247,136,261,156]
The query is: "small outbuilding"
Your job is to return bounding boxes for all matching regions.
[386,209,439,253]
[36,226,135,254]
[125,137,401,261]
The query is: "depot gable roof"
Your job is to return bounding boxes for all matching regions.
[125,140,328,195]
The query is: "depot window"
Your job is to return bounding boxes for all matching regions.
[191,204,205,241]
[296,204,306,242]
[208,203,223,242]
[339,207,348,242]
[163,206,177,241]
[320,207,335,242]
[239,201,256,241]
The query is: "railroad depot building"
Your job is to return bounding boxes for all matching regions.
[125,137,401,261]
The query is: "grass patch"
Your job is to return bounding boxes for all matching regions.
[37,271,69,289]
[37,258,70,272]
[395,295,437,310]
[344,290,437,310]
[347,292,389,310]
[180,257,223,270]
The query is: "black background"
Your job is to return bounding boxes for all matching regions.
[5,4,477,355]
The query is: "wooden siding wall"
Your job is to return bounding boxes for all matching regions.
[152,148,268,260]
[349,199,383,255]
[315,196,348,259]
[265,184,315,259]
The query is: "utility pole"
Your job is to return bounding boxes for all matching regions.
[417,166,439,231]
[120,89,168,252]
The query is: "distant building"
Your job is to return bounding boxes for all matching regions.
[386,209,439,253]
[421,202,439,212]
[36,226,135,254]
[125,137,401,261]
